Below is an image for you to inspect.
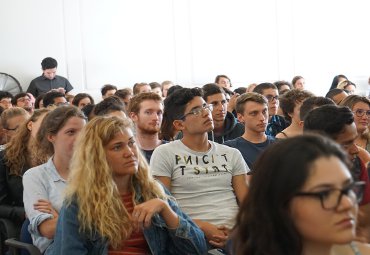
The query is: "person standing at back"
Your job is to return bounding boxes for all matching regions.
[27,57,73,97]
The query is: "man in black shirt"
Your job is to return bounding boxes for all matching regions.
[27,57,73,97]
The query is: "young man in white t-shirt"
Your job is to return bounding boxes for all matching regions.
[151,87,249,249]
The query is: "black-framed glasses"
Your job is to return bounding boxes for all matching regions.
[353,109,370,118]
[294,181,365,210]
[179,104,213,120]
[265,95,279,102]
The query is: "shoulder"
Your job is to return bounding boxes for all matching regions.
[23,162,48,180]
[223,137,242,147]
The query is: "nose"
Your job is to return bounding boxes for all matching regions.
[123,145,135,157]
[336,192,355,211]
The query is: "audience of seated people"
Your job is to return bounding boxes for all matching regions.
[1,71,370,254]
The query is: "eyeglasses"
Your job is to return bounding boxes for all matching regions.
[265,95,279,102]
[179,104,213,120]
[54,102,69,107]
[353,109,370,118]
[294,181,365,210]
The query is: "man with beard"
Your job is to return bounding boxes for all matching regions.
[128,92,166,163]
[12,92,34,114]
[202,83,244,143]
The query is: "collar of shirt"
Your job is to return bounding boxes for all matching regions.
[46,157,66,182]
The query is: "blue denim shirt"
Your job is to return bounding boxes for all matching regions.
[45,186,207,255]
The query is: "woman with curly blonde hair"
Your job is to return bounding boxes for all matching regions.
[47,116,206,255]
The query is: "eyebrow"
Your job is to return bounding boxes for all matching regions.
[308,178,352,191]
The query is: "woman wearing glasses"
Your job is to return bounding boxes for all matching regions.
[340,96,370,154]
[232,135,370,255]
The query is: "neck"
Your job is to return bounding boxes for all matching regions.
[302,241,335,255]
[113,175,132,195]
[242,130,266,143]
[181,133,210,152]
[213,121,224,135]
[52,154,71,180]
[135,129,161,150]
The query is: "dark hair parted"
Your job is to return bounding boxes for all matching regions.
[274,80,292,93]
[36,106,86,156]
[72,93,95,107]
[279,89,314,122]
[41,57,58,70]
[252,83,277,95]
[160,88,202,141]
[101,84,118,96]
[233,134,349,255]
[233,87,247,95]
[299,96,334,121]
[128,92,162,114]
[235,92,267,114]
[202,83,225,102]
[303,105,354,140]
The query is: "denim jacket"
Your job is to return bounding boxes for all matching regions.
[45,186,207,255]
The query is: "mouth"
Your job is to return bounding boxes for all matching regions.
[125,160,137,167]
[335,217,355,228]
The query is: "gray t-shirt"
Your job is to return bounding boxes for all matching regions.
[151,140,249,228]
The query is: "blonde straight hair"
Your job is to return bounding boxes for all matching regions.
[65,116,166,248]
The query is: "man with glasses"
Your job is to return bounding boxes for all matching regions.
[128,92,166,163]
[304,104,370,241]
[12,92,34,114]
[253,83,288,137]
[224,93,275,170]
[151,88,249,251]
[201,84,244,143]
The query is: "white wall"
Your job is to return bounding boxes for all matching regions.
[0,0,369,99]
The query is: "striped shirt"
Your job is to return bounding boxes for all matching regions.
[108,193,151,255]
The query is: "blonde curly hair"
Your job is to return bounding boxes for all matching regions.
[65,116,166,248]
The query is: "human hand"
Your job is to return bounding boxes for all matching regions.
[227,93,239,113]
[200,222,228,248]
[131,198,167,231]
[33,199,58,218]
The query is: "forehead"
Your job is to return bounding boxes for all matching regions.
[185,96,205,111]
[262,88,278,96]
[107,128,133,144]
[335,123,358,144]
[206,93,226,103]
[353,101,370,109]
[139,99,163,110]
[244,101,267,111]
[43,68,57,73]
[302,156,351,189]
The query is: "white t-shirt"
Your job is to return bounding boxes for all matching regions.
[151,140,249,228]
